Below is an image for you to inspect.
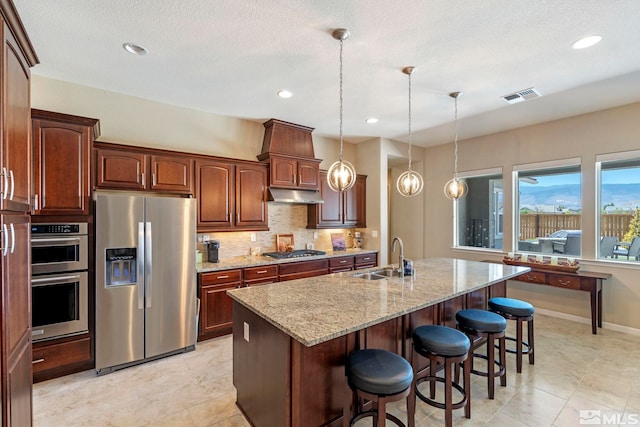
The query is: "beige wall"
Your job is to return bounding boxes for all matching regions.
[423,101,640,331]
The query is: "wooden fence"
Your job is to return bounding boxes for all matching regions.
[519,213,633,241]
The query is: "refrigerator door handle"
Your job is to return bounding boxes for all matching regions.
[145,221,153,308]
[137,222,145,310]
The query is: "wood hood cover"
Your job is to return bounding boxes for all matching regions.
[257,118,317,160]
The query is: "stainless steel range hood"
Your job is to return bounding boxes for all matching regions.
[268,188,323,204]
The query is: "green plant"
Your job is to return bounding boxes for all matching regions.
[623,208,640,242]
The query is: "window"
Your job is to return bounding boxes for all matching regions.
[597,151,640,261]
[514,160,581,256]
[455,169,503,249]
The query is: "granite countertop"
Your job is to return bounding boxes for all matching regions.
[227,258,529,347]
[196,248,378,273]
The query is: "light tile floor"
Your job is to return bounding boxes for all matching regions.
[34,314,640,427]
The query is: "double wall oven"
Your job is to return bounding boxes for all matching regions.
[31,223,89,342]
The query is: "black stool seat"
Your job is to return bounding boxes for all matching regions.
[413,325,470,357]
[456,309,507,333]
[488,297,534,317]
[346,349,413,396]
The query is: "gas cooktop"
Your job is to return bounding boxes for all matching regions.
[262,249,326,259]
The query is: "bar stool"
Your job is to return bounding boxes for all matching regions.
[344,348,414,427]
[455,309,507,399]
[488,297,535,373]
[411,325,471,427]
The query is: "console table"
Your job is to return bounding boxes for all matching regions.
[511,267,610,334]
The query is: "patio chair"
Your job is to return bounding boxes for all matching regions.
[552,235,581,256]
[600,236,617,259]
[613,237,640,260]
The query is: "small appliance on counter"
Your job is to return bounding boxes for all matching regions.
[354,231,363,249]
[206,240,220,263]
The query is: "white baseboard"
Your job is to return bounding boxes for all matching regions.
[535,308,640,336]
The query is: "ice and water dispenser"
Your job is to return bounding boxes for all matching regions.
[105,248,137,286]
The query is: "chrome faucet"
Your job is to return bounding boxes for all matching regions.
[391,237,404,275]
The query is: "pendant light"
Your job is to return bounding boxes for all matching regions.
[396,66,424,197]
[443,91,468,200]
[327,28,356,193]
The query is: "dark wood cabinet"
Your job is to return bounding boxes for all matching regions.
[269,156,320,190]
[243,265,278,287]
[95,143,193,194]
[2,214,32,426]
[308,172,367,229]
[32,110,99,216]
[32,337,92,378]
[195,159,268,232]
[0,5,38,425]
[354,253,377,270]
[199,270,242,341]
[278,259,328,282]
[328,256,354,273]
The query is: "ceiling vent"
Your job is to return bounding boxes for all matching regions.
[501,87,541,104]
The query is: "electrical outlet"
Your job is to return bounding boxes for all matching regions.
[372,230,378,238]
[313,231,319,239]
[250,233,257,242]
[203,235,210,243]
[243,322,250,342]
[197,235,204,243]
[306,243,314,250]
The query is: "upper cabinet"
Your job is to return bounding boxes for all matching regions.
[308,171,367,229]
[32,110,99,216]
[1,11,38,213]
[94,143,193,195]
[195,159,268,232]
[257,119,321,191]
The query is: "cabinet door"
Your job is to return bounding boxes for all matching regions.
[269,157,297,188]
[32,119,91,215]
[235,163,268,229]
[344,174,366,227]
[95,148,148,190]
[296,159,319,190]
[149,154,193,194]
[317,171,343,227]
[2,214,32,426]
[196,159,234,230]
[1,25,31,212]
[201,283,238,337]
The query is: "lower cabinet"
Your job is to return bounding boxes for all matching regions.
[329,256,354,273]
[32,336,93,382]
[199,269,242,341]
[355,253,377,270]
[243,265,278,287]
[278,259,328,282]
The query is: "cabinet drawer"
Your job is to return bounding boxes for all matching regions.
[201,269,242,285]
[32,337,92,373]
[517,271,546,284]
[548,274,581,290]
[278,259,328,276]
[355,253,377,266]
[244,265,278,281]
[329,256,354,268]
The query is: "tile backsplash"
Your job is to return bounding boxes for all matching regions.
[197,203,368,261]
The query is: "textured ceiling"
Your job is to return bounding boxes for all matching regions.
[14,0,640,146]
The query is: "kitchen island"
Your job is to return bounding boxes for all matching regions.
[228,258,529,427]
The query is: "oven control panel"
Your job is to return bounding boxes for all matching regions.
[32,223,87,235]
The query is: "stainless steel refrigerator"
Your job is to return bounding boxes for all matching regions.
[95,193,197,374]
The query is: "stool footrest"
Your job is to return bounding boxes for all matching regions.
[350,410,407,427]
[468,353,506,378]
[415,376,467,410]
[500,336,533,355]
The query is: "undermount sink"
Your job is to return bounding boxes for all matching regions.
[352,268,401,280]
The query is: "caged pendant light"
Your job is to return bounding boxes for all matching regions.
[396,66,424,197]
[443,91,468,200]
[327,28,356,193]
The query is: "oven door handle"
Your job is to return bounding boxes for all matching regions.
[31,237,82,245]
[32,274,82,285]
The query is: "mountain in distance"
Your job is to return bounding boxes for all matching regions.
[520,183,640,212]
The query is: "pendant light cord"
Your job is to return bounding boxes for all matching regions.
[338,37,344,162]
[407,71,413,172]
[453,95,459,179]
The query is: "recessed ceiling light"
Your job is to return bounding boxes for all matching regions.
[571,35,602,49]
[122,42,148,56]
[277,90,293,99]
[365,117,378,124]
